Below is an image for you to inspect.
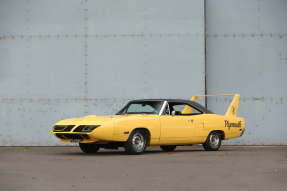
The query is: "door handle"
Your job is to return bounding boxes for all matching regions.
[188,119,193,123]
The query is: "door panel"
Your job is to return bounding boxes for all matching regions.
[159,115,195,144]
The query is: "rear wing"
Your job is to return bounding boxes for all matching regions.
[190,94,240,116]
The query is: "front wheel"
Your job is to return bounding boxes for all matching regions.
[124,129,147,155]
[160,145,177,152]
[202,131,221,151]
[79,143,100,153]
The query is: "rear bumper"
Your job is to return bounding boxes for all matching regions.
[240,129,245,137]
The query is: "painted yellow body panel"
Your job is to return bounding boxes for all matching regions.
[52,94,245,146]
[159,115,195,144]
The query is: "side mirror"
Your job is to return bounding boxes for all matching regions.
[171,110,176,116]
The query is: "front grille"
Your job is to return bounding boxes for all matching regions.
[73,125,86,132]
[55,133,90,139]
[81,134,91,139]
[55,134,67,139]
[53,125,75,132]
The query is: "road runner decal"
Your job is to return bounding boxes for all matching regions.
[232,107,236,114]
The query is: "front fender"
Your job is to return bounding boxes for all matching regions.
[88,121,115,141]
[111,116,161,143]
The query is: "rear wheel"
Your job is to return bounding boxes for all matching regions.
[202,131,221,151]
[124,129,147,155]
[79,143,100,153]
[160,145,177,152]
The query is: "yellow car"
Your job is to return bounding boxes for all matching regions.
[52,94,245,155]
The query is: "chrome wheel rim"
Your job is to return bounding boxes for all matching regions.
[209,132,219,148]
[132,133,144,151]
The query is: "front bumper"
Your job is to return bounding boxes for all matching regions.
[55,133,90,140]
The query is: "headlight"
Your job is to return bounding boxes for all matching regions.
[84,125,100,131]
[73,125,101,132]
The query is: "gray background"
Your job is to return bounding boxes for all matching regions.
[206,0,287,145]
[0,0,286,146]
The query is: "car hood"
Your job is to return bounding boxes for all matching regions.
[56,114,134,126]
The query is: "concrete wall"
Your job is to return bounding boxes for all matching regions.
[1,0,286,146]
[206,0,287,145]
[0,0,205,146]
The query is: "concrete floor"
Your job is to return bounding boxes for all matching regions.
[0,146,286,191]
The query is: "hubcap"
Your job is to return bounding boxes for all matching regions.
[132,133,144,151]
[209,132,219,148]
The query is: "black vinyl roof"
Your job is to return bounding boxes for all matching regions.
[130,99,213,114]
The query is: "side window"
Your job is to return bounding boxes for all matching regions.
[172,105,186,112]
[190,107,202,114]
[127,104,154,113]
[170,103,202,115]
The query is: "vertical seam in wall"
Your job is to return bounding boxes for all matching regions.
[204,0,207,108]
[84,0,88,115]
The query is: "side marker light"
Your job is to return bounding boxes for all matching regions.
[124,131,130,134]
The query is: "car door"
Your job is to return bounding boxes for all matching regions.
[159,102,196,144]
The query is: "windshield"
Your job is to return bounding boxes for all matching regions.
[116,101,164,115]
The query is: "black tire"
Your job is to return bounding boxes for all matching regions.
[160,145,177,152]
[202,131,221,151]
[124,129,147,155]
[79,143,100,153]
